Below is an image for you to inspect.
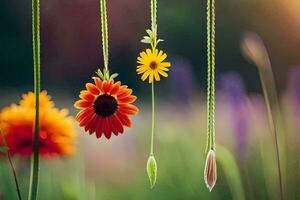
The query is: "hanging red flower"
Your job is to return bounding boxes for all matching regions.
[74,72,139,139]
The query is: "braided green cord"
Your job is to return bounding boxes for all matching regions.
[206,0,212,153]
[100,0,109,70]
[151,0,157,38]
[210,0,216,150]
[206,0,216,152]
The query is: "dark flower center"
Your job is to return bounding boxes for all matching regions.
[93,94,118,117]
[150,61,158,69]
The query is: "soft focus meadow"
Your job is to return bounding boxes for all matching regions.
[1,0,300,199]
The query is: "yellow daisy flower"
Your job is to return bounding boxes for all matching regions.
[137,48,171,83]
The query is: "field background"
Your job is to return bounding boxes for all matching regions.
[1,0,300,199]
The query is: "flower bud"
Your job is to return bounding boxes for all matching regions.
[147,154,157,189]
[241,32,271,69]
[204,150,217,192]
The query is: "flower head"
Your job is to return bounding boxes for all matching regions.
[137,48,171,83]
[74,77,139,139]
[0,92,76,158]
[204,149,217,192]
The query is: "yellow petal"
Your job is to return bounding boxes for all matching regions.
[141,70,151,81]
[146,49,152,56]
[137,67,148,74]
[157,50,163,58]
[158,69,168,77]
[154,70,160,81]
[149,73,154,83]
[158,53,167,62]
[158,66,169,71]
[140,51,147,59]
[161,62,171,67]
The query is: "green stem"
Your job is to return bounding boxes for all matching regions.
[258,69,284,200]
[28,0,40,199]
[150,82,155,155]
[100,0,109,70]
[7,152,22,200]
[0,132,22,200]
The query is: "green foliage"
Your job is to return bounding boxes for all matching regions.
[95,68,119,81]
[141,29,164,50]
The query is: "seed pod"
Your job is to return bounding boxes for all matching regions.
[147,155,157,189]
[204,150,217,192]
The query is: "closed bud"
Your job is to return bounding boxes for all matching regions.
[241,32,271,69]
[147,154,157,189]
[204,150,217,192]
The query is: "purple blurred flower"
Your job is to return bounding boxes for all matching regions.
[288,67,300,116]
[221,73,250,159]
[168,57,196,109]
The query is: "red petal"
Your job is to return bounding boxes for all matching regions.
[103,118,112,139]
[76,108,94,121]
[116,111,132,127]
[95,118,104,138]
[78,112,94,126]
[111,115,124,135]
[88,116,100,134]
[82,114,96,130]
[86,83,100,95]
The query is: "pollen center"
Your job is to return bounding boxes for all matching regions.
[93,94,118,117]
[150,61,158,69]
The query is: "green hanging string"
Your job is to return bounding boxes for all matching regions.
[206,0,216,152]
[28,0,41,199]
[100,0,109,70]
[151,0,157,34]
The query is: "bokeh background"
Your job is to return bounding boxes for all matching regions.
[1,0,300,199]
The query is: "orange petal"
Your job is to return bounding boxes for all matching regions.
[102,80,114,93]
[74,100,93,109]
[118,104,139,115]
[118,95,137,103]
[110,81,121,95]
[117,88,133,99]
[94,77,102,89]
[80,91,95,101]
[86,83,100,95]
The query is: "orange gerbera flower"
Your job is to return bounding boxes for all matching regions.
[74,77,139,139]
[0,92,76,158]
